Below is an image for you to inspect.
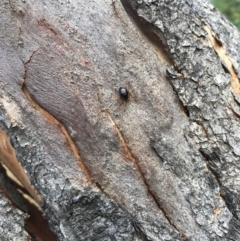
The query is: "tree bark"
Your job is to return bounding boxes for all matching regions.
[1,0,240,240]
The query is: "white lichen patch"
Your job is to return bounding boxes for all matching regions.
[0,95,22,126]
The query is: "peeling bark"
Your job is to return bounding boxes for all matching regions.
[1,0,240,240]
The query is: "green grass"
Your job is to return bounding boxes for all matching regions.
[211,0,240,29]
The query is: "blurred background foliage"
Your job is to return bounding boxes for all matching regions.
[211,0,240,29]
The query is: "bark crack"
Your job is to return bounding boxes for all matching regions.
[105,110,181,233]
[110,0,120,18]
[0,163,58,241]
[0,129,41,203]
[22,48,39,88]
[120,0,174,65]
[21,50,94,185]
[194,120,209,138]
[203,24,240,96]
[228,104,240,119]
[199,150,230,207]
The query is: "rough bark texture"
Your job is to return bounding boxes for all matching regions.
[0,187,29,241]
[1,0,240,240]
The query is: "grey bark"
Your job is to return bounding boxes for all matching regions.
[0,0,240,240]
[0,191,28,241]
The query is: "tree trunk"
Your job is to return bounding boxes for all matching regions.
[1,0,240,240]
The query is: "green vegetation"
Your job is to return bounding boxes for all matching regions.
[211,0,240,29]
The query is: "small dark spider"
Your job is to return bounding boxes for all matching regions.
[119,87,128,100]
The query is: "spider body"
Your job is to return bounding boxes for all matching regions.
[119,87,128,100]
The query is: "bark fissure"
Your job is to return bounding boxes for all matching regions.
[229,105,240,119]
[1,163,40,210]
[203,24,240,96]
[0,129,41,203]
[194,120,209,138]
[110,0,120,18]
[22,51,94,185]
[132,222,151,241]
[105,110,181,233]
[120,0,174,65]
[166,68,190,118]
[199,149,229,204]
[0,163,28,212]
[0,162,58,241]
[206,161,222,187]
